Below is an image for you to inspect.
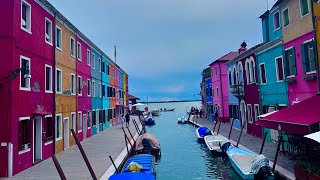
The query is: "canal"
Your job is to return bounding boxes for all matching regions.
[145,101,241,180]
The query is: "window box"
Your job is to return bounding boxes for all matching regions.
[304,74,317,81]
[286,76,297,83]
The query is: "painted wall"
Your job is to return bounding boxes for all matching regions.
[102,56,110,128]
[54,20,77,153]
[109,63,116,125]
[205,78,213,121]
[227,63,241,129]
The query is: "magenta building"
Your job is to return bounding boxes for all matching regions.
[0,0,55,176]
[209,52,238,123]
[76,35,92,141]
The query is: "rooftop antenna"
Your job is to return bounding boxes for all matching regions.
[266,0,269,10]
[114,45,117,64]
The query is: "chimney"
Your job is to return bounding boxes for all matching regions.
[238,41,247,54]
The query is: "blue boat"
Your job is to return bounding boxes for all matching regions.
[109,172,155,180]
[227,146,273,179]
[195,126,214,141]
[144,117,156,126]
[122,154,156,174]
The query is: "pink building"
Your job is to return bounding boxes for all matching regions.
[0,0,54,176]
[209,52,238,123]
[76,35,92,141]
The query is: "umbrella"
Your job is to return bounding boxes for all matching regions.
[304,131,320,143]
[132,103,145,107]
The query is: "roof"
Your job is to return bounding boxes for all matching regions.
[128,94,140,100]
[255,38,282,55]
[259,10,269,19]
[209,52,239,66]
[225,43,264,65]
[256,94,320,135]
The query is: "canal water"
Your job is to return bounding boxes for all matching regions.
[144,101,241,180]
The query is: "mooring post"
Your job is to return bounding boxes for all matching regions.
[138,116,146,133]
[272,137,282,173]
[124,134,129,156]
[260,132,268,154]
[236,122,244,147]
[71,129,97,180]
[126,127,136,144]
[212,119,218,132]
[217,121,222,135]
[109,156,119,173]
[52,154,67,180]
[228,118,235,140]
[122,128,133,147]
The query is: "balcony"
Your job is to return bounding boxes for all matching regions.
[230,83,245,99]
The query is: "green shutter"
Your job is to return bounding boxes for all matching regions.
[284,50,290,76]
[291,48,297,75]
[301,43,308,73]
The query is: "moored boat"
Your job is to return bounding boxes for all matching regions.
[204,135,231,155]
[135,133,161,158]
[160,108,175,112]
[195,126,214,141]
[151,109,160,116]
[144,117,156,126]
[177,116,188,124]
[109,172,155,180]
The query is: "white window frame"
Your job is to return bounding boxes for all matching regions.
[87,79,91,97]
[247,104,253,124]
[87,49,91,66]
[99,83,102,97]
[285,46,296,78]
[18,116,31,155]
[21,0,31,34]
[55,114,62,141]
[273,11,280,31]
[92,80,95,97]
[299,0,310,18]
[44,17,52,45]
[282,8,290,28]
[77,111,82,133]
[45,64,53,93]
[71,112,76,134]
[275,56,284,82]
[77,42,82,61]
[303,38,316,74]
[70,37,75,58]
[55,26,62,51]
[55,68,62,94]
[259,63,267,85]
[254,104,260,121]
[78,75,82,96]
[98,58,101,72]
[70,73,76,95]
[92,53,95,69]
[245,59,251,84]
[20,55,31,91]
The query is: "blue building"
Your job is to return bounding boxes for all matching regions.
[201,67,213,121]
[102,55,111,129]
[255,0,289,141]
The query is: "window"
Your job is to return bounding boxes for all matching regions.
[229,105,239,119]
[107,64,110,75]
[92,111,96,127]
[55,26,62,50]
[247,104,253,123]
[44,116,53,143]
[300,0,310,17]
[216,88,219,97]
[18,117,30,152]
[275,57,284,81]
[250,59,255,83]
[215,67,218,76]
[71,74,76,95]
[45,65,52,92]
[78,112,82,132]
[99,83,102,97]
[55,114,62,140]
[55,69,62,93]
[45,18,52,44]
[92,53,95,69]
[70,38,75,57]
[20,56,31,90]
[92,81,95,97]
[284,48,297,76]
[78,76,82,95]
[88,111,92,128]
[87,79,91,96]
[87,49,90,66]
[21,0,31,33]
[228,71,232,86]
[283,8,290,27]
[301,40,316,73]
[102,84,106,97]
[102,61,105,73]
[274,11,280,30]
[233,68,237,85]
[259,63,267,84]
[254,104,260,121]
[98,58,101,72]
[246,61,250,83]
[71,112,76,132]
[107,86,110,97]
[77,42,82,60]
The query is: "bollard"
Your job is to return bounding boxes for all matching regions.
[236,122,245,147]
[109,156,119,173]
[71,129,97,180]
[228,118,235,140]
[260,132,268,154]
[217,121,222,135]
[212,119,218,132]
[52,154,67,180]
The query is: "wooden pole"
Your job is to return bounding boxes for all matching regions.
[126,127,136,144]
[272,138,282,173]
[260,132,268,154]
[236,122,244,147]
[52,155,67,180]
[71,129,97,180]
[122,128,133,147]
[228,118,235,140]
[109,156,119,173]
[217,121,222,135]
[124,134,129,156]
[212,118,218,132]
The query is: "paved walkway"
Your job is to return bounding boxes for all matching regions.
[5,116,141,180]
[189,116,295,180]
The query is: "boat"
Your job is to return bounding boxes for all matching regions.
[135,133,161,158]
[204,135,231,155]
[195,126,214,141]
[144,117,156,126]
[151,109,160,116]
[226,146,273,180]
[109,172,155,180]
[177,116,188,124]
[160,108,175,112]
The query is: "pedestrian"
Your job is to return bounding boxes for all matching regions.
[199,109,203,118]
[125,113,130,127]
[121,115,125,128]
[195,108,199,118]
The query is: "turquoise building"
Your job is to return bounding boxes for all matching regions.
[102,55,111,129]
[256,1,289,142]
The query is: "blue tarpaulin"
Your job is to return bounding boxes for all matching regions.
[198,126,209,137]
[109,172,155,180]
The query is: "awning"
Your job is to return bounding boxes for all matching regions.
[258,111,278,118]
[256,94,320,135]
[304,131,320,143]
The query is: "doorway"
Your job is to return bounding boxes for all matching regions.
[33,116,42,163]
[83,114,87,139]
[63,117,69,149]
[240,101,247,131]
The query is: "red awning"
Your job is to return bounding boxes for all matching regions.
[256,94,320,135]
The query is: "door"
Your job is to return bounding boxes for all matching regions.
[63,118,69,149]
[0,144,8,177]
[240,101,247,131]
[96,110,99,133]
[83,114,87,139]
[34,116,42,163]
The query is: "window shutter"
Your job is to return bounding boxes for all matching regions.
[301,43,309,73]
[284,50,290,77]
[291,48,297,75]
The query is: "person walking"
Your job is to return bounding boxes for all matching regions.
[125,113,130,127]
[121,115,125,128]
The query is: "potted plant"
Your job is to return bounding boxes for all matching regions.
[308,166,320,180]
[294,161,309,180]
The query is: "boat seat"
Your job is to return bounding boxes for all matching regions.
[232,154,255,173]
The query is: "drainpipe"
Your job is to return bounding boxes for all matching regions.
[52,13,56,154]
[218,62,225,122]
[311,1,320,94]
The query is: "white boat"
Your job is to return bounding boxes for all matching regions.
[151,109,160,116]
[177,116,188,124]
[204,135,231,154]
[195,126,214,141]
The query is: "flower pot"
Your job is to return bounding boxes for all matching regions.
[309,172,320,180]
[294,166,309,180]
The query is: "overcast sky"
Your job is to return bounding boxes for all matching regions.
[48,0,276,102]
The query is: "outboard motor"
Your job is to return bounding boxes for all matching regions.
[251,154,273,179]
[221,142,231,153]
[141,138,152,154]
[204,129,212,136]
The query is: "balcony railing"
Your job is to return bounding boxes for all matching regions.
[230,83,245,99]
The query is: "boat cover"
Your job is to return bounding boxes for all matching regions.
[109,172,155,180]
[136,133,160,151]
[198,127,211,137]
[251,154,269,174]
